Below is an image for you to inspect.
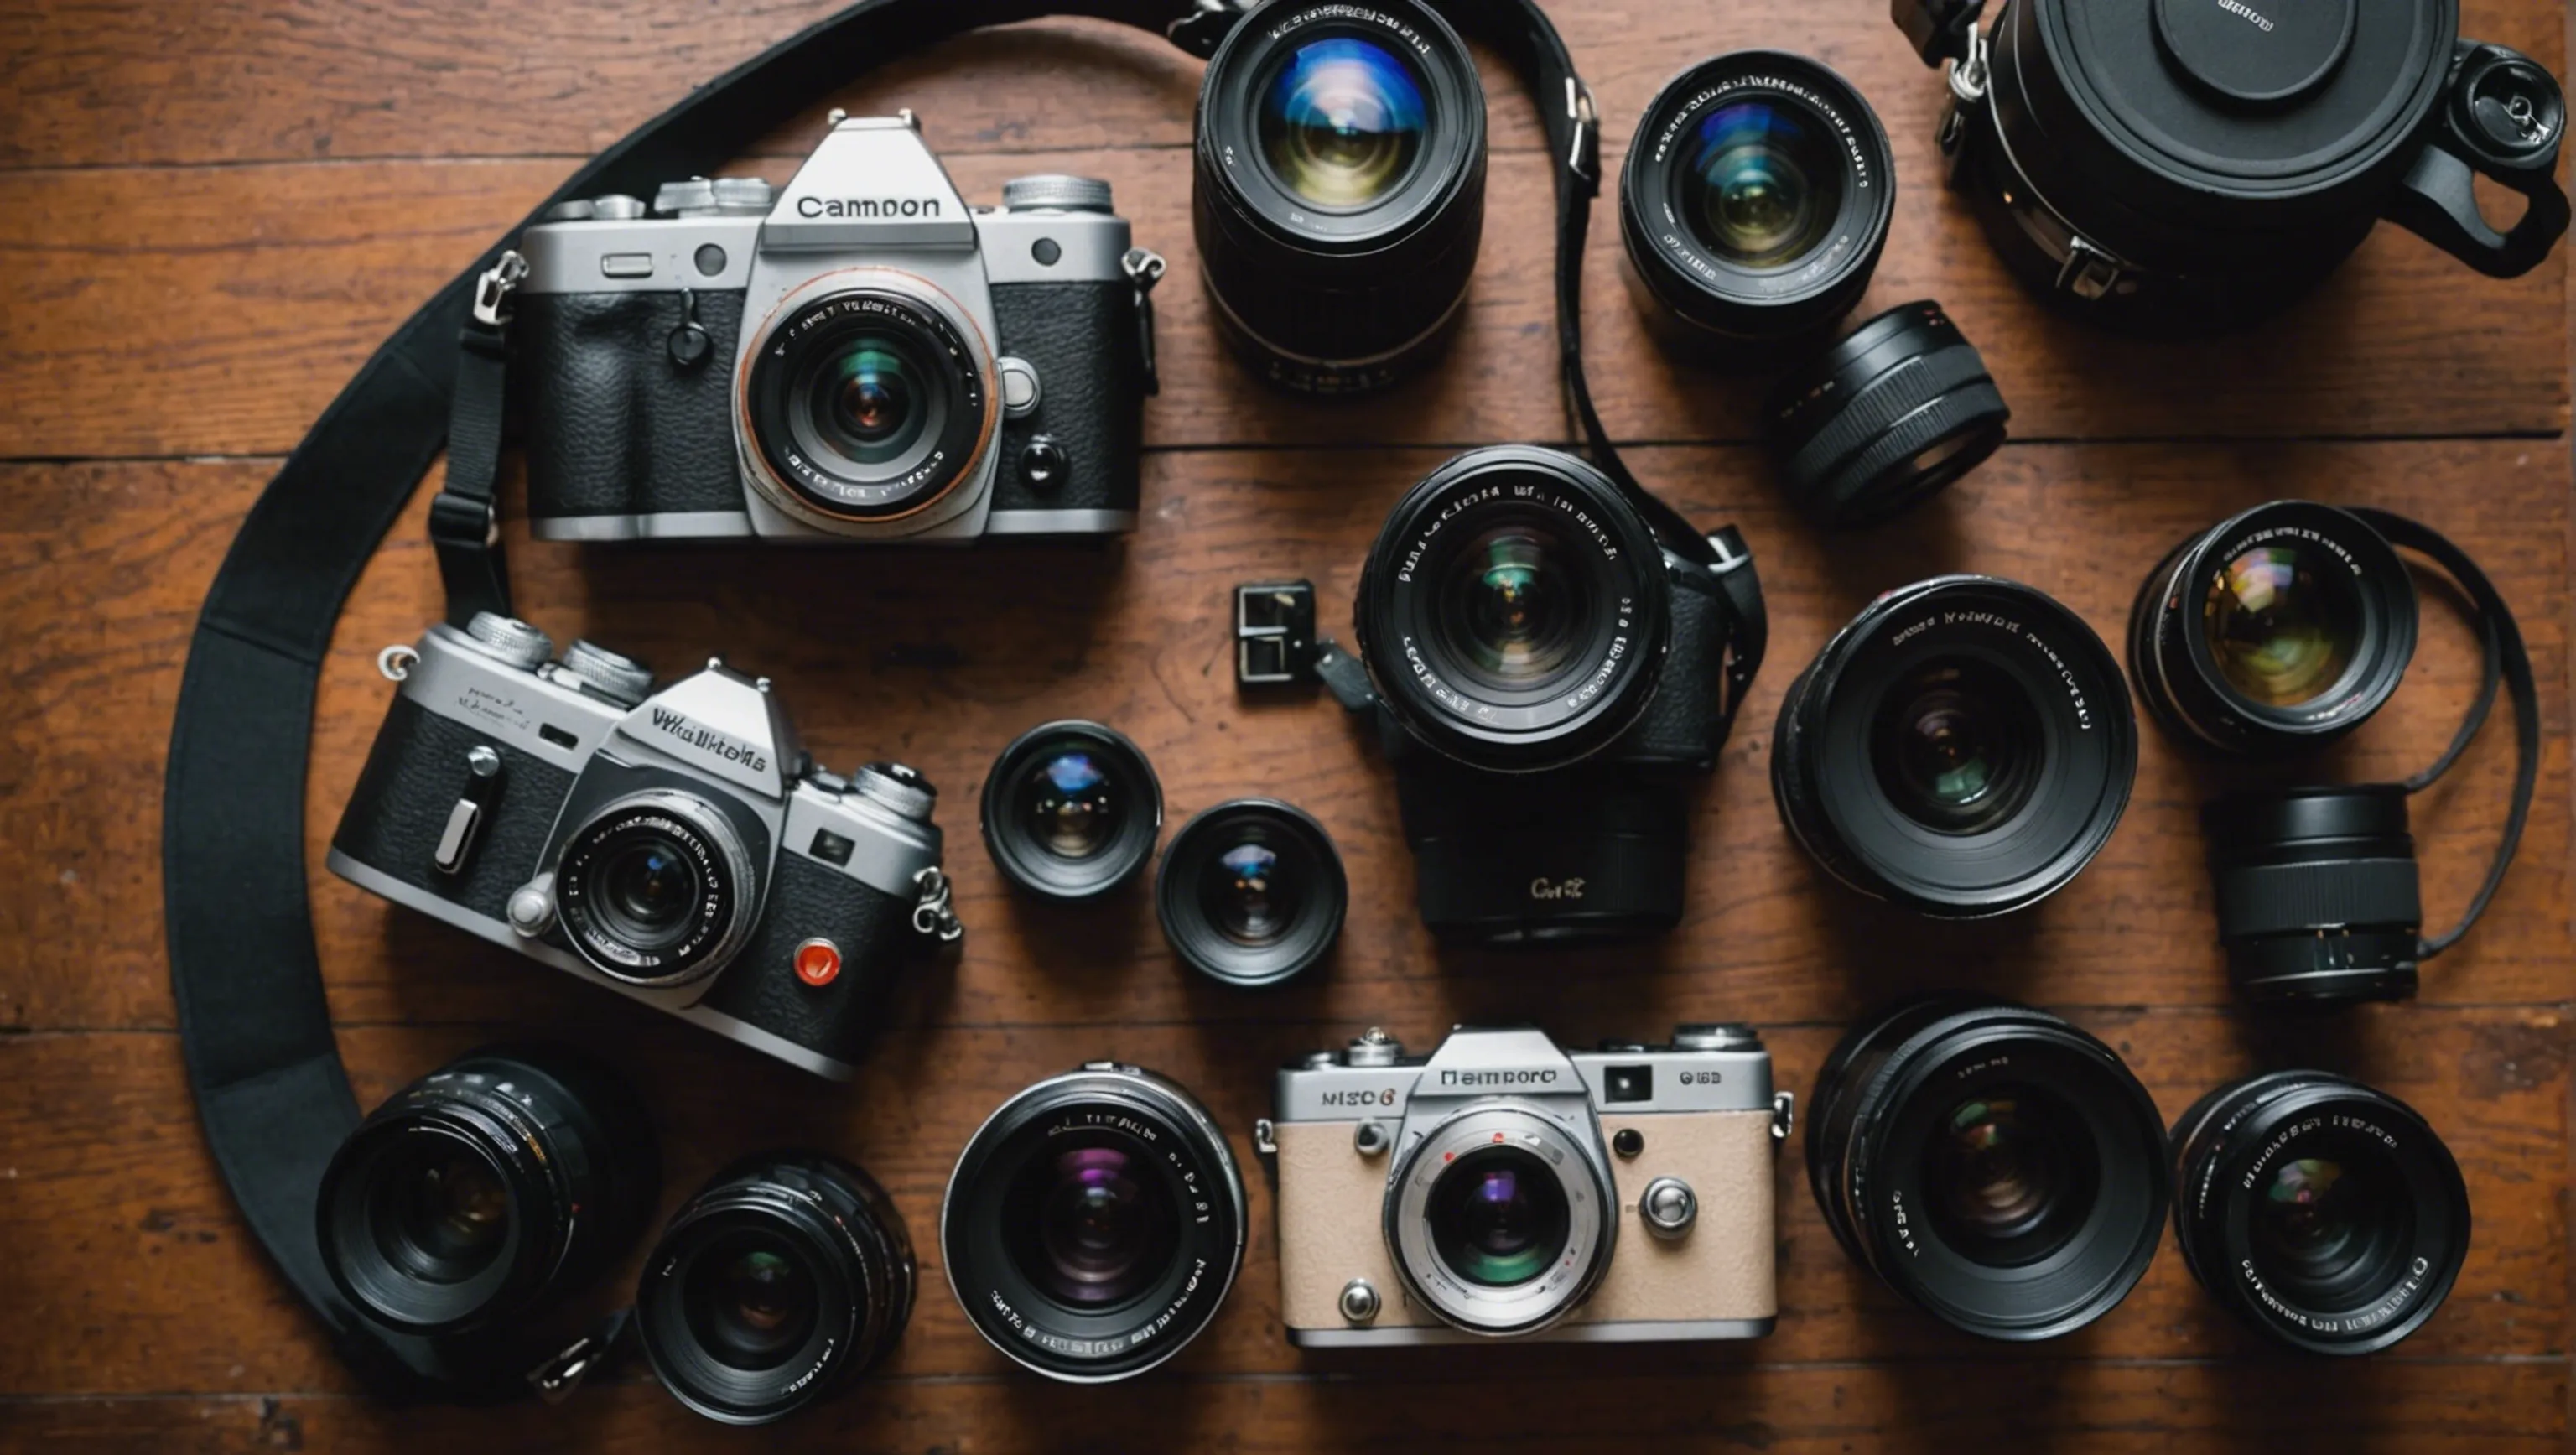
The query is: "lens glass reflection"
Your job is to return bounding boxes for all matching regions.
[1680,99,1844,267]
[377,1151,510,1282]
[1920,1084,2096,1267]
[807,334,933,465]
[684,1232,819,1370]
[1019,748,1121,860]
[2201,543,2363,708]
[1434,525,1593,692]
[1257,37,1429,208]
[1426,1146,1570,1288]
[1008,1139,1179,1309]
[1870,657,2044,835]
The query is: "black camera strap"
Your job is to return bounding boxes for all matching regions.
[164,0,1698,1407]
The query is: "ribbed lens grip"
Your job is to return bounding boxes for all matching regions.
[2216,856,2423,938]
[1785,344,1997,486]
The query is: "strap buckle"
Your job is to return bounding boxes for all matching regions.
[472,250,528,330]
[911,865,964,952]
[1566,75,1601,191]
[427,489,497,551]
[527,1331,607,1405]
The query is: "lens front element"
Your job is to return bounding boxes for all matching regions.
[1426,1146,1572,1287]
[1258,37,1428,209]
[981,721,1165,903]
[1683,101,1846,267]
[2202,542,2364,708]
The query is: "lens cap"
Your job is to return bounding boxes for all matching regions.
[1155,798,1347,988]
[1765,301,2009,528]
[980,721,1163,902]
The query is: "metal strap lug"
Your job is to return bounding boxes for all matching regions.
[472,250,528,329]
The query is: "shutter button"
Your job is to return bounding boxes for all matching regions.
[1641,1177,1697,1239]
[1018,434,1068,492]
[793,938,842,987]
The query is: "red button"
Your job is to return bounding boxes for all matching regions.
[793,938,842,987]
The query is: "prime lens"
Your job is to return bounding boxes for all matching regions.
[1763,301,2009,528]
[1808,997,2168,1340]
[2129,501,2418,756]
[1384,1103,1614,1336]
[317,1045,661,1336]
[1773,576,2137,917]
[2170,1071,2469,1355]
[2205,784,2426,1006]
[980,720,1163,902]
[638,1152,915,1425]
[553,788,761,986]
[943,1063,1246,1383]
[1356,446,1674,774]
[1193,0,1487,393]
[1620,51,1894,357]
[1155,798,1347,988]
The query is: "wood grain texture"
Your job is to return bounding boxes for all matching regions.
[0,0,2569,1447]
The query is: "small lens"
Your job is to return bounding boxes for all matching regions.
[1020,750,1121,860]
[2201,543,2362,708]
[593,834,702,948]
[1157,800,1345,987]
[556,792,757,986]
[1921,1087,2095,1265]
[1682,100,1843,267]
[685,1234,820,1370]
[1011,1141,1179,1307]
[1258,37,1427,209]
[1435,526,1592,691]
[812,339,926,462]
[1426,1146,1571,1288]
[1869,658,2044,835]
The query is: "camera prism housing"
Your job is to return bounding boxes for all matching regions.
[1270,1025,1783,1346]
[515,115,1152,543]
[329,613,951,1079]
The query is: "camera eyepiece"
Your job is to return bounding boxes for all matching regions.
[2129,501,2419,756]
[980,721,1163,902]
[943,1063,1246,1383]
[1193,0,1487,393]
[1619,51,1895,356]
[2170,1071,2469,1355]
[1772,576,2137,917]
[1764,302,2009,529]
[1808,997,2168,1341]
[1156,798,1347,988]
[637,1151,914,1425]
[317,1045,661,1337]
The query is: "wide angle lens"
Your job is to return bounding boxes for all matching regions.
[943,1063,1244,1383]
[2169,1071,2469,1355]
[981,720,1164,902]
[1807,996,2167,1340]
[2128,500,2418,756]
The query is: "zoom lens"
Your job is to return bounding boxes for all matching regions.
[2130,501,2418,756]
[1622,52,1895,354]
[743,285,993,527]
[943,1063,1246,1383]
[1765,302,2010,527]
[1808,997,2167,1340]
[981,721,1164,902]
[2204,784,2427,1006]
[1386,1102,1615,1336]
[1773,576,2137,917]
[2170,1072,2469,1355]
[318,1045,660,1336]
[1156,798,1347,988]
[1194,0,1487,393]
[639,1153,914,1425]
[1357,447,1673,772]
[554,788,761,986]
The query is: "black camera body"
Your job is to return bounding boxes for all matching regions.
[1351,446,1748,945]
[328,614,954,1079]
[513,116,1154,543]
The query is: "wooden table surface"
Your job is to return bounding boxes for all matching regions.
[3,0,2571,1449]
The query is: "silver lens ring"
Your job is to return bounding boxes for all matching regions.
[554,788,761,987]
[1383,1101,1615,1336]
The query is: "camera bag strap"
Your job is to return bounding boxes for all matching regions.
[158,0,1716,1406]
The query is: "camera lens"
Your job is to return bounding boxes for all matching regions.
[1621,52,1894,352]
[943,1063,1245,1383]
[2203,784,2426,1006]
[1156,799,1347,988]
[2170,1072,2469,1355]
[1764,302,2010,528]
[743,287,993,527]
[1193,0,1486,393]
[639,1152,914,1425]
[554,789,760,986]
[2130,501,2418,756]
[1772,576,2137,917]
[1385,1102,1615,1335]
[1808,997,2167,1340]
[1357,447,1673,772]
[319,1045,660,1336]
[981,721,1163,902]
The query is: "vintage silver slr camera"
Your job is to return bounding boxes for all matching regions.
[327,612,959,1079]
[512,112,1159,543]
[1262,1026,1789,1345]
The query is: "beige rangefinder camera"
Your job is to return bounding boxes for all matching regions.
[1260,1025,1791,1346]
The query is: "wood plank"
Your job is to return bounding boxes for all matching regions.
[1,138,2564,461]
[1,1360,2566,1453]
[2,440,2564,1033]
[0,1010,2559,1396]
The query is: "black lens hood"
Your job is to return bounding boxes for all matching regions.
[1809,996,2168,1341]
[942,1064,1246,1384]
[2169,1070,2469,1355]
[980,720,1164,903]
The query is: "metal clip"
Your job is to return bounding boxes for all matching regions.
[911,865,963,947]
[2055,235,2127,302]
[1122,247,1167,294]
[1566,75,1601,187]
[527,1333,605,1404]
[1253,1117,1278,1158]
[376,644,418,682]
[1947,23,1990,107]
[1771,1091,1797,1144]
[472,249,528,330]
[1167,0,1254,59]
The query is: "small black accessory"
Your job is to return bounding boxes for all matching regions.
[980,720,1163,902]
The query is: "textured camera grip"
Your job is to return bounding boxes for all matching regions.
[696,853,914,1066]
[330,696,575,922]
[514,289,748,521]
[1623,574,1729,769]
[989,280,1145,519]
